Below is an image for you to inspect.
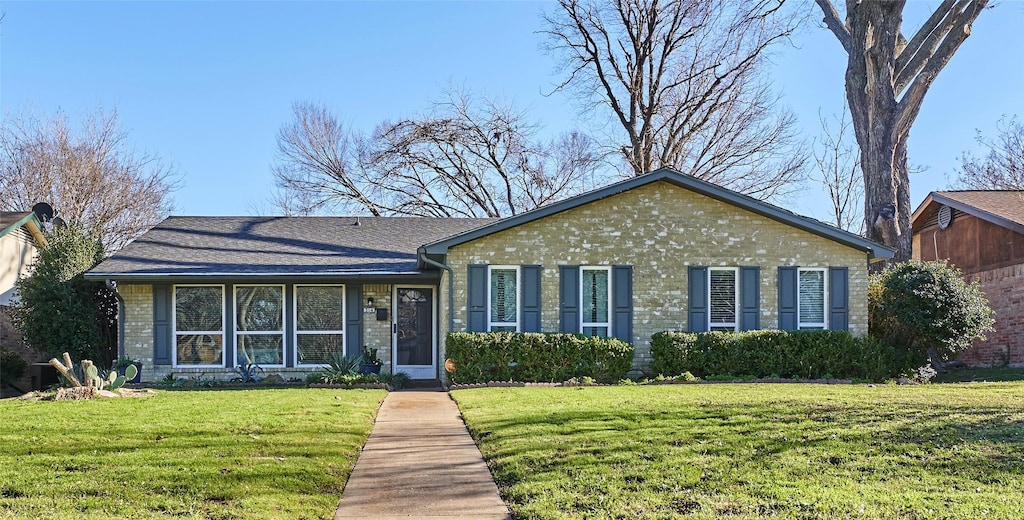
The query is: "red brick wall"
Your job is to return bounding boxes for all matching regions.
[960,264,1024,366]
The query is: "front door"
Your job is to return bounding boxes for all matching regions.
[393,286,436,380]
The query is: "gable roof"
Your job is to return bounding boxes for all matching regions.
[420,168,894,260]
[86,216,495,279]
[0,211,47,246]
[912,191,1024,236]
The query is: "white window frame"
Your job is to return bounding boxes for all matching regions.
[233,284,287,368]
[293,284,346,368]
[708,267,739,332]
[580,266,612,337]
[797,268,828,330]
[487,265,521,332]
[172,284,226,368]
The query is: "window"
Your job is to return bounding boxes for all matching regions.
[173,285,225,367]
[235,285,285,366]
[581,267,611,337]
[798,268,827,329]
[488,266,519,331]
[708,267,738,332]
[294,285,345,366]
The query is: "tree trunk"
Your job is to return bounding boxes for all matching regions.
[844,1,912,262]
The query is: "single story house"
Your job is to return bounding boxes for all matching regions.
[85,168,893,382]
[912,190,1024,366]
[0,212,47,353]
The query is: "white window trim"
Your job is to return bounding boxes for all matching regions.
[293,284,346,368]
[708,267,739,332]
[172,284,226,369]
[234,284,287,368]
[797,268,828,330]
[580,266,612,337]
[487,265,521,332]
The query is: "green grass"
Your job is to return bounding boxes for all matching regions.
[0,388,386,520]
[933,366,1024,383]
[452,384,1024,519]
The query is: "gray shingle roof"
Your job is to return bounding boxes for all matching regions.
[87,216,495,278]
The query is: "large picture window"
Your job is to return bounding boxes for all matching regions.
[709,267,738,332]
[488,266,519,332]
[174,285,225,367]
[294,285,345,366]
[581,267,611,337]
[235,285,285,366]
[798,268,827,329]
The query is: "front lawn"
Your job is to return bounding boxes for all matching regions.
[0,388,386,519]
[453,384,1024,519]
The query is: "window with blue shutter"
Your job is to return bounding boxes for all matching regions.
[829,267,849,331]
[611,265,633,343]
[778,267,798,330]
[467,265,487,332]
[739,266,761,331]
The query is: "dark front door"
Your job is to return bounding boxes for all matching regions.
[393,287,435,379]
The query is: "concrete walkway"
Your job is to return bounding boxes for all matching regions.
[334,390,510,520]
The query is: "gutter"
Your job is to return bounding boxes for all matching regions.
[106,279,125,360]
[418,251,454,333]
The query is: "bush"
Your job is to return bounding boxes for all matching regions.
[0,350,29,386]
[650,330,922,382]
[445,332,634,384]
[870,260,994,363]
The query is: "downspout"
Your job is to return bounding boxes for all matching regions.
[106,279,125,360]
[418,251,454,334]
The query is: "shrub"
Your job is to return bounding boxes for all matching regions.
[869,260,994,364]
[445,332,633,384]
[650,330,922,382]
[0,350,29,386]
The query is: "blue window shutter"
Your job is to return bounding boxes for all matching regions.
[778,266,798,330]
[346,285,364,357]
[688,266,708,332]
[559,265,580,333]
[829,267,849,331]
[521,265,542,332]
[612,266,633,343]
[467,264,487,332]
[153,284,172,365]
[740,266,761,331]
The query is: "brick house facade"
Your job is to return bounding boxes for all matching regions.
[87,169,892,382]
[912,191,1024,366]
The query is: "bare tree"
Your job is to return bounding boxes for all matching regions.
[814,0,990,261]
[273,91,605,218]
[811,108,863,233]
[956,116,1024,190]
[0,107,176,252]
[544,0,806,200]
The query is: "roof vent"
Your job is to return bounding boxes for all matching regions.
[937,205,953,229]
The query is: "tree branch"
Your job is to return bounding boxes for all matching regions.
[813,0,851,53]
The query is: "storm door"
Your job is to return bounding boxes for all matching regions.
[393,286,436,379]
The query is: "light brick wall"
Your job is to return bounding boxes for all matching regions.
[119,284,156,381]
[444,181,870,368]
[362,284,393,373]
[961,264,1024,366]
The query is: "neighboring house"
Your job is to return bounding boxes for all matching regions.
[85,169,893,382]
[912,190,1024,366]
[0,212,47,352]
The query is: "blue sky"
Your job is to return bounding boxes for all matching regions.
[2,1,1023,224]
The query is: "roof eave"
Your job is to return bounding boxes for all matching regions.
[0,213,47,246]
[913,192,1024,236]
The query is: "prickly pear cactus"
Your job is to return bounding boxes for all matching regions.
[123,364,138,383]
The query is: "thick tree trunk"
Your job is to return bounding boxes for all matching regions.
[844,1,913,262]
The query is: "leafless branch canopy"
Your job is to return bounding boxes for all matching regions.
[0,107,177,252]
[811,108,863,233]
[543,0,806,200]
[957,116,1024,190]
[272,92,604,218]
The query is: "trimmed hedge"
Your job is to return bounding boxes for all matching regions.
[445,332,633,384]
[650,330,924,382]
